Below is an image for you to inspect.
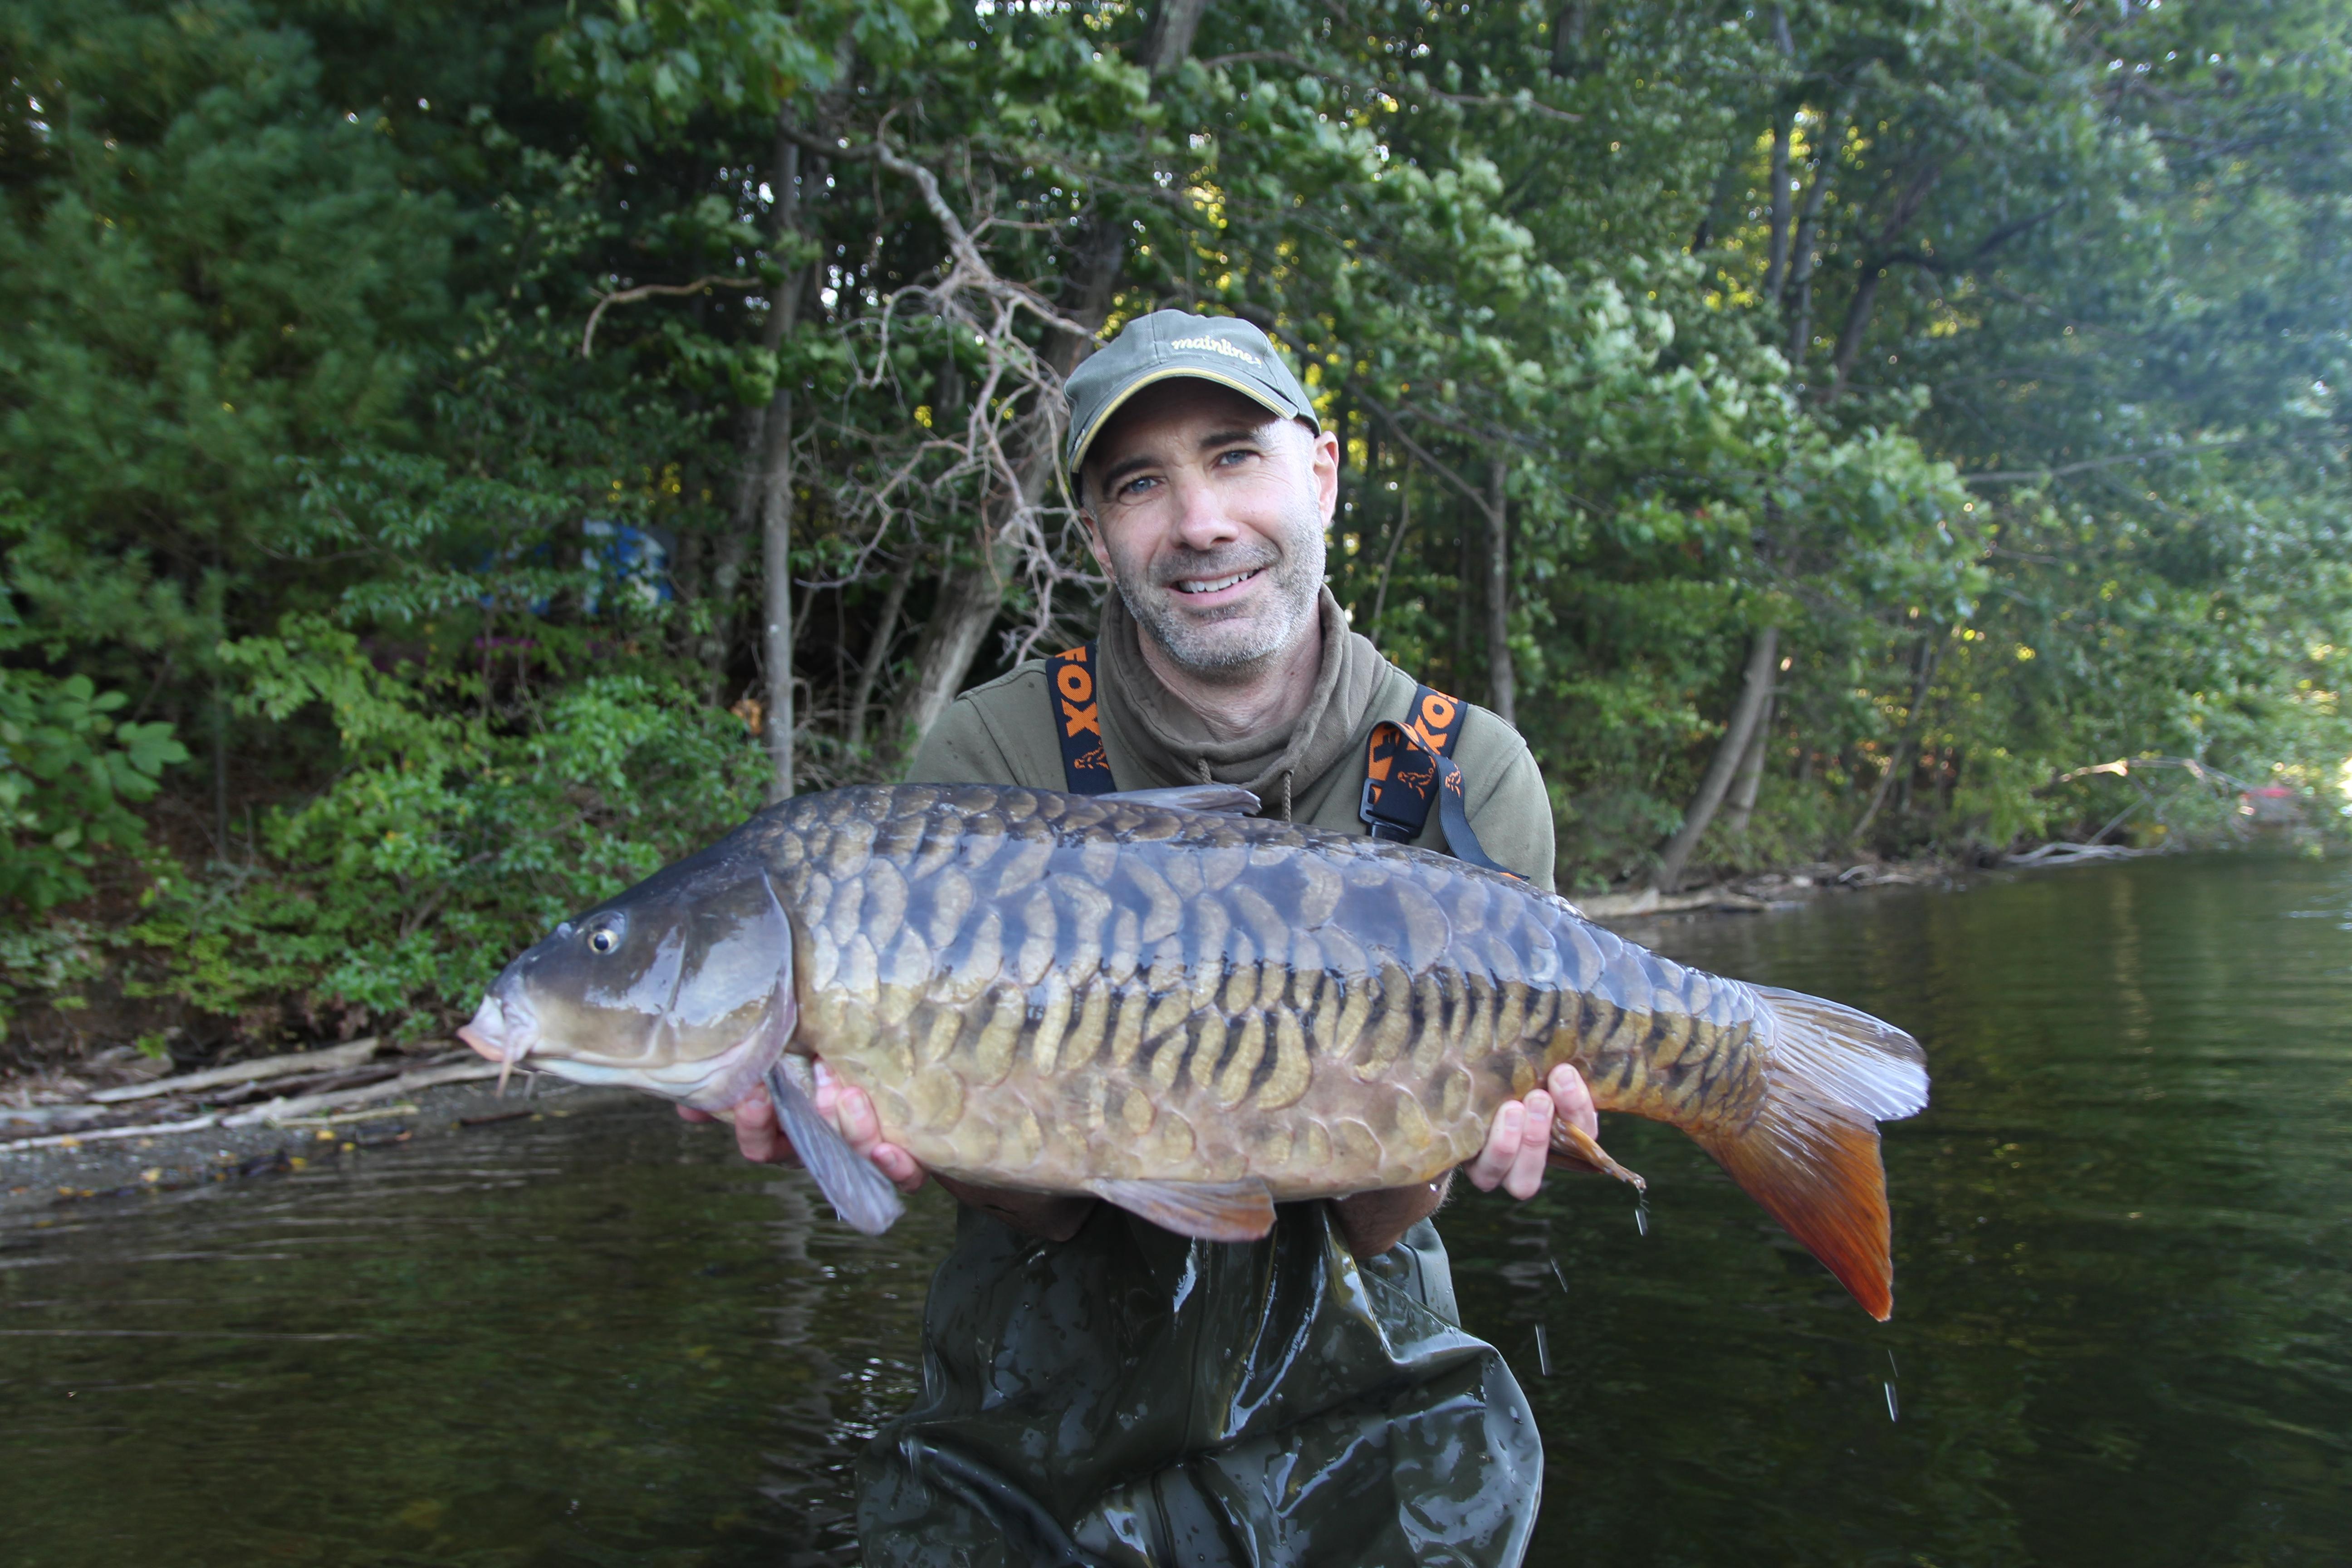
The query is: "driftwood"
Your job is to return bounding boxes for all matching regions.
[219,1059,500,1127]
[2004,840,2155,867]
[0,1114,225,1154]
[0,1045,488,1154]
[89,1038,381,1103]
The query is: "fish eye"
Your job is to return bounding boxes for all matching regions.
[587,924,621,955]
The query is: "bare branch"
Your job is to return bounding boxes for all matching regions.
[580,275,760,358]
[1355,393,1501,525]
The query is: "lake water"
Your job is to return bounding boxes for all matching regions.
[3,853,2347,1566]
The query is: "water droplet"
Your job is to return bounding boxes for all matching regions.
[1534,1322,1553,1377]
[1634,1193,1652,1236]
[1884,1381,1900,1421]
[1548,1257,1569,1294]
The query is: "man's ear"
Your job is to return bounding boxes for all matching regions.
[1080,510,1112,573]
[1307,424,1342,524]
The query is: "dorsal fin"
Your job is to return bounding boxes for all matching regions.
[1101,785,1260,817]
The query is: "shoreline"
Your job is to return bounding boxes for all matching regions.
[1,1072,637,1219]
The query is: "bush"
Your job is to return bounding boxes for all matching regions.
[125,617,767,1039]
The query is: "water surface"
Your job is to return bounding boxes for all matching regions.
[3,853,2346,1565]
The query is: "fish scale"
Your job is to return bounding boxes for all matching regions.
[465,782,1931,1319]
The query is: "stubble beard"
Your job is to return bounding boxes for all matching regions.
[1112,504,1326,682]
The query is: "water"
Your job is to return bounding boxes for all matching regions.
[4,854,2347,1566]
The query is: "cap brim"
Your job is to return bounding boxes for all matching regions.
[1067,367,1308,477]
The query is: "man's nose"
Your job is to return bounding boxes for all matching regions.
[1170,476,1242,551]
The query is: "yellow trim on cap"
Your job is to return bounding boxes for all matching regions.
[1067,366,1302,477]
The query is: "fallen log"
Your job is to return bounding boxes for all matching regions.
[88,1038,381,1104]
[0,1114,223,1154]
[220,1059,499,1127]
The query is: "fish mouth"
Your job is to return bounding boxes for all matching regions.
[458,992,538,1094]
[456,984,797,1113]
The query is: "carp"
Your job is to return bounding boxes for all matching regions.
[459,783,1928,1318]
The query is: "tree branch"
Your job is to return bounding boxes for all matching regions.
[580,275,760,358]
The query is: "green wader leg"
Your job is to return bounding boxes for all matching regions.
[855,1202,1541,1568]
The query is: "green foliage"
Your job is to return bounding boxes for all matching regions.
[127,616,766,1028]
[1,0,2347,1056]
[0,671,186,911]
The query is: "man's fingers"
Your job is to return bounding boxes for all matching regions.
[832,1084,882,1155]
[814,1074,926,1191]
[1505,1089,1553,1200]
[1548,1063,1597,1140]
[1467,1100,1525,1191]
[676,1104,716,1124]
[732,1086,801,1166]
[870,1142,928,1194]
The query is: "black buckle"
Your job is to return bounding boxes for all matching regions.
[1360,775,1418,841]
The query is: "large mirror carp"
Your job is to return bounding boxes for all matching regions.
[460,783,1928,1318]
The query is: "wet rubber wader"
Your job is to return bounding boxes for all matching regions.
[855,651,1547,1568]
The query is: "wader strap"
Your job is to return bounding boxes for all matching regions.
[1360,686,1517,877]
[1045,643,1117,794]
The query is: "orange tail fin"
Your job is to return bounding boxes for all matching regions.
[1696,985,1928,1321]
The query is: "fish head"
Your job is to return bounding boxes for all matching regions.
[459,848,798,1112]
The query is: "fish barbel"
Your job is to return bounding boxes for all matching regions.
[460,783,1928,1318]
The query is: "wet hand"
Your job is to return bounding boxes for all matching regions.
[1465,1064,1598,1200]
[675,1060,927,1194]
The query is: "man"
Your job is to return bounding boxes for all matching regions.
[699,312,1594,1565]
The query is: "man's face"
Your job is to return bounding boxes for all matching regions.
[1079,382,1337,679]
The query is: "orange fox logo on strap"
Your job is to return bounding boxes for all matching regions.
[1046,644,1116,794]
[1361,684,1514,876]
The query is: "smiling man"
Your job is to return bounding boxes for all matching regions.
[802,311,1594,1567]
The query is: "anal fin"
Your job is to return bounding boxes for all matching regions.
[1087,1176,1276,1241]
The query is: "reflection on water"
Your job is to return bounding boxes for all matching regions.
[4,853,2349,1566]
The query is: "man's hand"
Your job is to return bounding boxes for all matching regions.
[674,1059,926,1194]
[1336,1063,1598,1259]
[1465,1062,1599,1200]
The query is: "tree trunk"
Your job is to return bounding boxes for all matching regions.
[1764,111,1793,300]
[1141,0,1208,73]
[1781,97,1847,368]
[1653,626,1779,892]
[1721,681,1776,835]
[1823,264,1884,403]
[756,133,805,799]
[889,533,1030,757]
[846,566,911,754]
[1549,3,1588,77]
[758,404,795,800]
[1484,459,1515,727]
[1849,635,1941,844]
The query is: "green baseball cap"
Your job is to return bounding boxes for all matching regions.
[1064,310,1319,479]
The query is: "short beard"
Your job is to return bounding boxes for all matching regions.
[1112,506,1325,681]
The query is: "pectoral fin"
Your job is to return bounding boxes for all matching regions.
[1087,1176,1276,1241]
[764,1062,906,1236]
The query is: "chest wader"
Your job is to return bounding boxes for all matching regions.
[852,650,1543,1568]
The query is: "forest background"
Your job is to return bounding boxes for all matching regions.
[2,0,2347,1064]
